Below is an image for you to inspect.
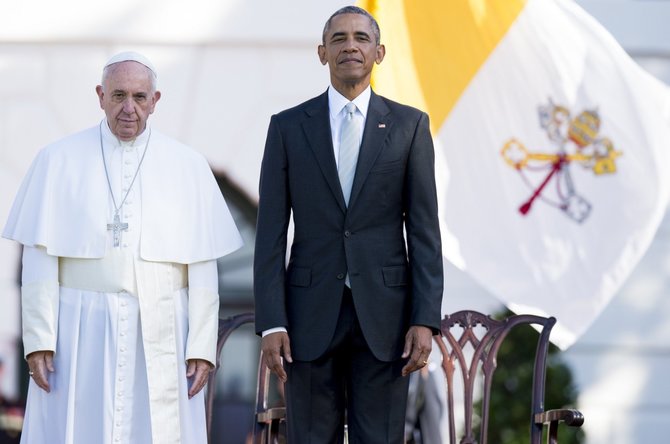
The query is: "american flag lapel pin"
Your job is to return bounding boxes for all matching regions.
[378,123,386,128]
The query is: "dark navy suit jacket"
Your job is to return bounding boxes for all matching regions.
[254,90,443,362]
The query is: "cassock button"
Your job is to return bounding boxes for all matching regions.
[337,273,345,280]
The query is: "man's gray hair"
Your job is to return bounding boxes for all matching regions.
[322,6,381,45]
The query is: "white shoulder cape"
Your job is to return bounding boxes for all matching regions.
[3,125,243,263]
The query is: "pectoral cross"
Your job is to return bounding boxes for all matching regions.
[107,212,128,247]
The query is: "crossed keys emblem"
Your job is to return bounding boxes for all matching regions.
[501,100,622,223]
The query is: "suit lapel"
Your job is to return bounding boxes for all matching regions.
[302,91,347,212]
[349,92,392,208]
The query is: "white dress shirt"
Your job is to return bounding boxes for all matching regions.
[328,84,370,169]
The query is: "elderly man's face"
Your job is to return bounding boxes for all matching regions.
[95,61,161,141]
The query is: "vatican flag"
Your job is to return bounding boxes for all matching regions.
[359,0,670,348]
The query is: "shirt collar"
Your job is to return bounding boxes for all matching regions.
[100,118,152,150]
[328,85,371,119]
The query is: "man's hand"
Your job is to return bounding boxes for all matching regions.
[26,350,55,392]
[401,326,433,377]
[261,331,292,383]
[186,358,213,399]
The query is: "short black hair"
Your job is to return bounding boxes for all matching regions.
[322,6,381,45]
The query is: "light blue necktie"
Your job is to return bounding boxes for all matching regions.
[338,102,361,206]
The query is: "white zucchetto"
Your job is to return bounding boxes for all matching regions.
[104,51,157,77]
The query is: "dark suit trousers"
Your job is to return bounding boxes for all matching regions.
[285,287,410,444]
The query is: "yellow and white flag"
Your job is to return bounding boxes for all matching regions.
[360,0,670,348]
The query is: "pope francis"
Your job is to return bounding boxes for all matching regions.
[2,52,243,443]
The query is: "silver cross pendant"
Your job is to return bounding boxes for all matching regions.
[107,212,129,247]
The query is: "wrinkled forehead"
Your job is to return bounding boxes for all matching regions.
[327,13,375,36]
[103,61,155,89]
[105,60,151,76]
[323,11,380,44]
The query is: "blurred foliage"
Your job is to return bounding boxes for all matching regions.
[475,309,585,444]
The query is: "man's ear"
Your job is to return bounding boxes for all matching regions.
[318,45,327,65]
[375,44,386,65]
[149,91,161,114]
[95,85,105,109]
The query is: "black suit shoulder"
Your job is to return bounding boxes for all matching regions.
[272,92,328,123]
[269,90,430,134]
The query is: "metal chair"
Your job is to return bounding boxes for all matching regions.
[205,312,255,443]
[437,310,584,444]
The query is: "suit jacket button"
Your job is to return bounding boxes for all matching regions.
[337,273,345,280]
[344,230,351,237]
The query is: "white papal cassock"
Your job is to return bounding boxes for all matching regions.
[2,121,244,444]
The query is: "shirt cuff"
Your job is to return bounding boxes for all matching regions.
[262,327,287,337]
